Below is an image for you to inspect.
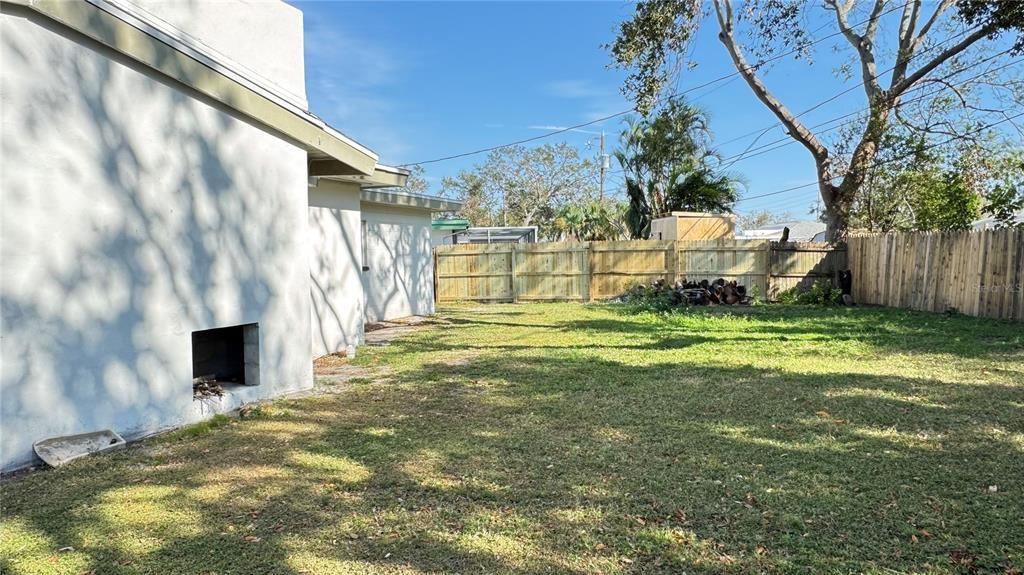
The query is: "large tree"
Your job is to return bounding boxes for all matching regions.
[610,0,1023,240]
[440,143,598,239]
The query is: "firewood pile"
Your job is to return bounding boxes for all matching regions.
[614,278,752,307]
[679,278,750,305]
[192,375,225,399]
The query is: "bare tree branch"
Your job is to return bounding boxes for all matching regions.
[893,0,922,86]
[912,0,957,50]
[892,26,995,94]
[825,0,885,99]
[711,0,832,192]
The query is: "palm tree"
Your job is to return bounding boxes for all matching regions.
[623,177,654,239]
[664,168,743,213]
[615,99,738,238]
[556,201,629,241]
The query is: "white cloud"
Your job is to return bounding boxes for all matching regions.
[545,79,606,100]
[526,125,603,135]
[543,79,633,129]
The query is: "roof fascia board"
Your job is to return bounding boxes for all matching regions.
[360,189,463,212]
[319,167,408,187]
[8,0,379,175]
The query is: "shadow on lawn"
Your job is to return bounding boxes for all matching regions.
[396,305,1024,358]
[2,308,1023,574]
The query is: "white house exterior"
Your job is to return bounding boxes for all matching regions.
[359,191,460,323]
[0,0,458,471]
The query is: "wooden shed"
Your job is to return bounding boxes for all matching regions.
[650,212,736,241]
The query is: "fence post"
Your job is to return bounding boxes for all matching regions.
[510,244,518,304]
[765,241,773,302]
[582,242,591,302]
[667,241,679,285]
[432,249,439,304]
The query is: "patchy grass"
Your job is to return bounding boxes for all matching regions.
[2,304,1023,575]
[160,414,234,442]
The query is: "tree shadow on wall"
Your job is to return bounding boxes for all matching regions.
[1,4,305,474]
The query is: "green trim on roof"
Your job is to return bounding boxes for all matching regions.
[432,219,471,230]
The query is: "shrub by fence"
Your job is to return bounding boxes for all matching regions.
[848,228,1024,321]
[434,240,847,303]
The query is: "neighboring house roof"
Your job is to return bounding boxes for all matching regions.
[972,210,1024,229]
[737,221,827,242]
[444,227,538,244]
[11,0,399,184]
[659,211,737,219]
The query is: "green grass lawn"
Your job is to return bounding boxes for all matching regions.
[2,304,1023,575]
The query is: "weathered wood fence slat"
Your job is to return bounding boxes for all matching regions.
[435,239,847,304]
[847,228,1024,321]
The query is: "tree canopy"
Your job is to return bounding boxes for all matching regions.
[440,143,598,240]
[610,0,1024,240]
[615,100,742,238]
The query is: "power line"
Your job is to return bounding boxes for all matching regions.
[601,56,1014,192]
[400,3,906,168]
[718,54,1021,168]
[715,24,981,153]
[605,53,1018,200]
[735,111,1024,204]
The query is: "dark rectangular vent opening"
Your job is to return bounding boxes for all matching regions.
[192,323,259,399]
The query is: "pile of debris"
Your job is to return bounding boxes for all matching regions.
[614,278,752,307]
[192,375,226,400]
[677,278,750,305]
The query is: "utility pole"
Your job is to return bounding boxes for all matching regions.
[599,131,608,201]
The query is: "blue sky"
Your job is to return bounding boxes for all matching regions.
[293,1,1012,219]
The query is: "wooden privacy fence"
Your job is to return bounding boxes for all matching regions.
[434,240,848,303]
[848,228,1024,321]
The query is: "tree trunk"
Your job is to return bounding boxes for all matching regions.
[821,182,844,241]
[822,100,891,242]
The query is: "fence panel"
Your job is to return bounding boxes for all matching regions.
[435,239,875,305]
[514,242,590,302]
[588,240,675,300]
[678,239,770,299]
[434,244,514,303]
[769,242,848,300]
[847,228,1024,321]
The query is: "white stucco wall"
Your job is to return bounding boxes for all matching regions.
[122,0,307,108]
[361,204,436,323]
[0,7,313,470]
[308,180,365,357]
[431,229,456,247]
